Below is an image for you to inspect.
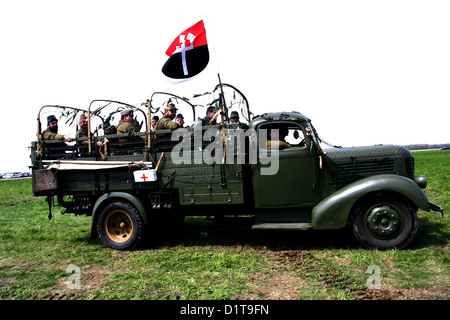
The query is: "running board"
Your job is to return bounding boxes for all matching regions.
[251,223,312,230]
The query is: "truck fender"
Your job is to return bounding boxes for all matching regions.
[311,174,430,230]
[90,192,148,238]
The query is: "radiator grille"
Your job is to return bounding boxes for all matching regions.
[335,158,396,181]
[405,157,415,179]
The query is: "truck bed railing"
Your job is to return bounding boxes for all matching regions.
[35,122,249,165]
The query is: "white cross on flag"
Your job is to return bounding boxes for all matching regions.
[162,20,209,79]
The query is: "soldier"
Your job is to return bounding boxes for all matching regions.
[154,103,183,131]
[41,115,73,142]
[150,115,159,129]
[202,106,217,126]
[230,111,240,124]
[76,114,102,146]
[117,109,135,142]
[175,113,185,127]
[113,108,145,155]
[41,115,73,159]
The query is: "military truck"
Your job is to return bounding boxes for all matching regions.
[30,83,443,250]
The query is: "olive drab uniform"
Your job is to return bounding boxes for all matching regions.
[41,129,65,140]
[154,115,180,131]
[116,120,133,142]
[154,115,181,138]
[75,129,90,145]
[41,128,68,159]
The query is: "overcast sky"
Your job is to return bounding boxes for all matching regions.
[1,0,449,172]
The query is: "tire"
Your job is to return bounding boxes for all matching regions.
[351,194,418,250]
[97,201,145,250]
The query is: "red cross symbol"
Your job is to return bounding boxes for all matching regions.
[141,174,148,182]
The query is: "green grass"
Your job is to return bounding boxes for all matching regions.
[0,150,448,300]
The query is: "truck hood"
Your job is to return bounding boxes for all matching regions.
[324,145,415,184]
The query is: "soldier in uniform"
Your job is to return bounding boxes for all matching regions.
[117,109,135,142]
[76,114,102,147]
[41,115,73,159]
[150,115,159,129]
[229,111,240,124]
[154,103,183,132]
[175,113,185,127]
[42,115,73,142]
[113,108,145,154]
[202,106,217,126]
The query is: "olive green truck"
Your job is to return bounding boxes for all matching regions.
[30,84,443,250]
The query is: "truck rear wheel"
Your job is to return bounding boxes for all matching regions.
[97,201,145,250]
[351,194,418,250]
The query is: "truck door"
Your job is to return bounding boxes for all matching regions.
[251,122,319,208]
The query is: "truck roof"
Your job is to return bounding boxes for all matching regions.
[250,111,311,128]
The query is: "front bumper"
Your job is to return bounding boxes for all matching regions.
[429,202,444,217]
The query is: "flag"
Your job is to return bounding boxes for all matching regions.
[162,20,209,79]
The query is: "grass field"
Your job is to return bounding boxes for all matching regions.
[0,150,448,301]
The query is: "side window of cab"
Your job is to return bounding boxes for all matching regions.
[261,122,306,150]
[284,125,306,147]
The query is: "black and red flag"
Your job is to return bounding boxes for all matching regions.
[162,20,209,79]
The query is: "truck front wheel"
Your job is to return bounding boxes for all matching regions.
[351,194,418,250]
[97,201,145,250]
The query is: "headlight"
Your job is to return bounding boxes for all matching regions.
[414,175,427,189]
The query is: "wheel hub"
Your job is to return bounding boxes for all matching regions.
[105,210,133,243]
[366,205,403,238]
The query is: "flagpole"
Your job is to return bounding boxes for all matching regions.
[202,16,227,177]
[217,72,227,112]
[202,14,223,91]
